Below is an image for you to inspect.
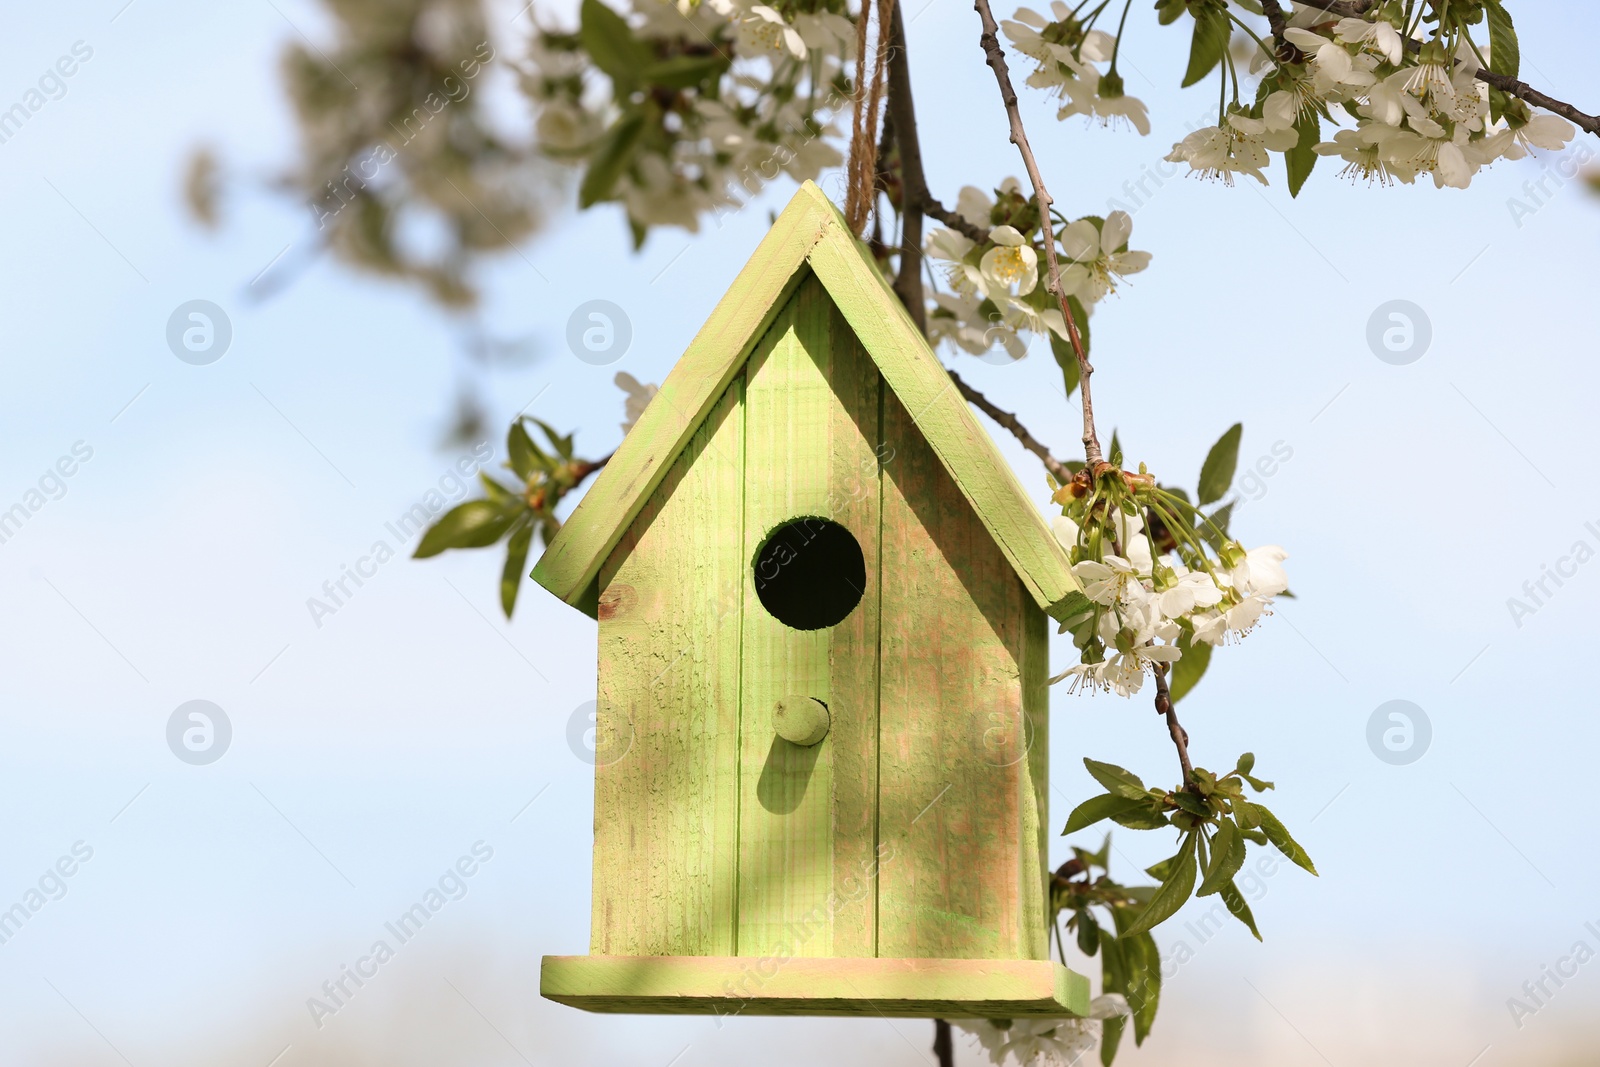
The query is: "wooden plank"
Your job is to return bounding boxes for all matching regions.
[541,954,1089,1017]
[875,381,1034,962]
[590,379,745,956]
[1019,600,1050,962]
[737,273,880,962]
[531,190,830,613]
[800,203,1082,619]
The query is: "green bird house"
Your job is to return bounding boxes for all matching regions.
[533,182,1090,1018]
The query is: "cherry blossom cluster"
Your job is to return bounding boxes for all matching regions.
[1167,8,1576,189]
[1002,3,1150,133]
[954,995,1131,1066]
[1049,470,1288,698]
[522,1,853,233]
[923,180,1151,360]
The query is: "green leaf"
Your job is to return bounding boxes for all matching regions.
[1111,803,1171,831]
[1170,790,1209,817]
[1099,927,1132,1062]
[1286,111,1320,199]
[1240,770,1274,793]
[1168,633,1212,703]
[1076,908,1101,955]
[1181,4,1230,88]
[499,520,535,618]
[413,500,519,558]
[1196,422,1242,505]
[507,420,539,480]
[1049,330,1081,399]
[1154,0,1186,25]
[1485,0,1519,79]
[1108,429,1123,469]
[1219,879,1263,940]
[579,0,648,87]
[480,471,517,505]
[1197,820,1246,897]
[1123,931,1161,1042]
[532,419,575,460]
[1084,758,1147,800]
[1063,793,1145,835]
[1250,802,1318,875]
[1236,752,1256,776]
[1233,799,1260,830]
[578,112,645,208]
[1101,926,1129,987]
[641,53,730,89]
[1100,1016,1125,1066]
[1123,833,1198,936]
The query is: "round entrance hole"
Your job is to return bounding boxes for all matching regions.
[753,518,866,631]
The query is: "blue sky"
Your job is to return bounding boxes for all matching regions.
[2,2,1598,1065]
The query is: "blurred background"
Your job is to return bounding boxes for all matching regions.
[2,1,1598,1064]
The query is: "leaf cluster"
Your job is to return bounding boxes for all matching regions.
[414,417,602,616]
[1064,755,1316,944]
[1050,837,1162,1065]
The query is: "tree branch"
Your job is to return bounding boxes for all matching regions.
[1258,0,1304,64]
[918,191,987,243]
[948,369,1074,485]
[1476,66,1600,138]
[933,1019,954,1067]
[1152,662,1194,786]
[972,0,1107,473]
[884,1,926,334]
[876,1,1073,486]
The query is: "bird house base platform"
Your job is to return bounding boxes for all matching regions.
[540,955,1088,1017]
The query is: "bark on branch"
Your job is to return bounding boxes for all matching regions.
[948,369,1075,485]
[972,0,1108,473]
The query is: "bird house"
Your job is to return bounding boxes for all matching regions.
[533,182,1088,1018]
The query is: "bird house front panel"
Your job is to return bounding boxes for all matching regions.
[876,382,1050,964]
[738,275,882,962]
[589,271,1047,970]
[591,381,746,958]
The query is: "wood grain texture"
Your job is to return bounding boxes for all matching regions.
[541,954,1089,1017]
[532,190,828,613]
[1019,600,1050,962]
[591,380,745,956]
[875,381,1039,962]
[802,210,1081,620]
[737,273,880,962]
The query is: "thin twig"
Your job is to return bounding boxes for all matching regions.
[1152,663,1194,786]
[884,1,927,334]
[918,192,987,243]
[972,0,1107,473]
[933,1019,955,1067]
[948,369,1074,484]
[1258,0,1303,64]
[1475,66,1600,137]
[877,0,1072,480]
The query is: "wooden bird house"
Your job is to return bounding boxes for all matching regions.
[533,182,1088,1018]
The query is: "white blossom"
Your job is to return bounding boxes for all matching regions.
[1057,211,1150,304]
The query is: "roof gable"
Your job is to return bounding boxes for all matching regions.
[531,181,1081,620]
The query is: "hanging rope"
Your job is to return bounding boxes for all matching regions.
[844,0,893,235]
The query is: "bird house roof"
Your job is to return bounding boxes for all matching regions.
[531,181,1082,621]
